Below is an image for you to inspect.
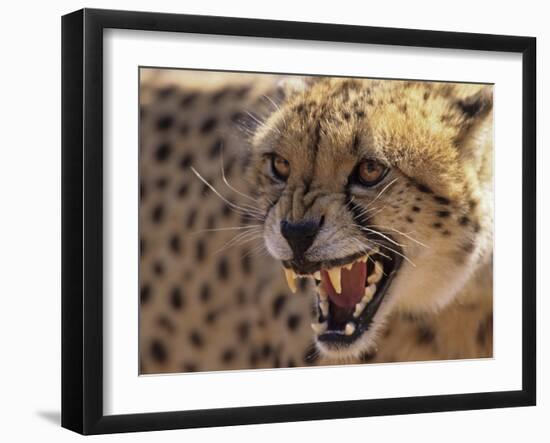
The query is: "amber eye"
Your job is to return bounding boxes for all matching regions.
[271,155,290,181]
[356,159,388,187]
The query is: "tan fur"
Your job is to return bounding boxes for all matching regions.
[139,71,493,373]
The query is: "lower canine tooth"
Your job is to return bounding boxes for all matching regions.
[363,284,377,303]
[283,268,297,293]
[319,300,329,317]
[311,322,327,334]
[345,322,356,335]
[327,267,342,294]
[353,302,366,318]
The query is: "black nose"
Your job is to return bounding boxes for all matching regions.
[280,218,322,260]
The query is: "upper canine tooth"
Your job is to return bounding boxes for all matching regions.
[367,261,383,284]
[344,262,354,271]
[313,271,321,280]
[283,268,297,293]
[327,267,342,294]
[311,322,327,334]
[359,255,368,263]
[345,322,356,336]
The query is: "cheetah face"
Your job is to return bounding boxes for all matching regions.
[250,78,493,360]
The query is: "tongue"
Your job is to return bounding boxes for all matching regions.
[321,261,367,308]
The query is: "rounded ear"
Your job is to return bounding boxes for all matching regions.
[454,86,493,162]
[455,86,493,121]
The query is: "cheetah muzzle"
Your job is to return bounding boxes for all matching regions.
[282,246,402,349]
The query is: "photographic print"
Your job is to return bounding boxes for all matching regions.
[138,68,494,375]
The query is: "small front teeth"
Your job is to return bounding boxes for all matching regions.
[311,321,327,334]
[353,284,377,318]
[283,268,297,293]
[326,267,342,294]
[367,260,383,284]
[345,322,356,336]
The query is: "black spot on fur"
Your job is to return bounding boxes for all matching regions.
[476,314,493,346]
[182,363,198,372]
[434,195,451,205]
[462,240,475,254]
[200,284,211,303]
[406,216,414,223]
[236,321,250,342]
[157,86,175,99]
[459,216,470,226]
[209,138,223,159]
[151,204,164,223]
[417,183,433,194]
[249,349,259,366]
[206,214,215,230]
[156,115,174,130]
[157,316,175,334]
[195,240,206,262]
[211,87,230,103]
[150,340,167,363]
[177,183,190,198]
[200,117,218,134]
[155,143,171,162]
[185,209,198,229]
[473,222,481,233]
[140,284,151,305]
[241,252,252,275]
[221,203,232,218]
[155,177,168,189]
[287,358,296,368]
[272,294,287,318]
[235,288,247,305]
[469,200,478,210]
[261,343,272,359]
[412,206,421,212]
[169,234,181,254]
[189,330,204,348]
[139,181,146,202]
[170,287,184,310]
[417,326,435,344]
[235,85,251,99]
[179,154,193,169]
[343,112,350,120]
[437,210,451,218]
[287,314,301,332]
[433,222,443,229]
[442,230,452,236]
[217,257,229,281]
[423,91,430,101]
[180,92,198,108]
[221,349,236,363]
[205,310,218,324]
[355,110,365,118]
[153,261,164,276]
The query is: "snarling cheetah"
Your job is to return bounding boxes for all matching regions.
[139,69,493,374]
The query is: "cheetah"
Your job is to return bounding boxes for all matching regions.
[139,69,493,373]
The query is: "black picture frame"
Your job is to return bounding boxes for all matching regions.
[61,8,537,435]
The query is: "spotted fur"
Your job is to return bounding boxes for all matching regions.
[139,70,493,373]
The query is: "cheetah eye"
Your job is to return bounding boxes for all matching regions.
[355,159,388,187]
[270,154,291,181]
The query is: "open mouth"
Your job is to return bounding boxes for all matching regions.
[282,245,402,347]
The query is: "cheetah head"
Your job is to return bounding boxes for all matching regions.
[249,77,493,361]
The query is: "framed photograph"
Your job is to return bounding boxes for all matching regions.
[61,8,536,434]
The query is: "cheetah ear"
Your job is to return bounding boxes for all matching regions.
[276,76,316,98]
[453,86,493,158]
[455,86,493,122]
